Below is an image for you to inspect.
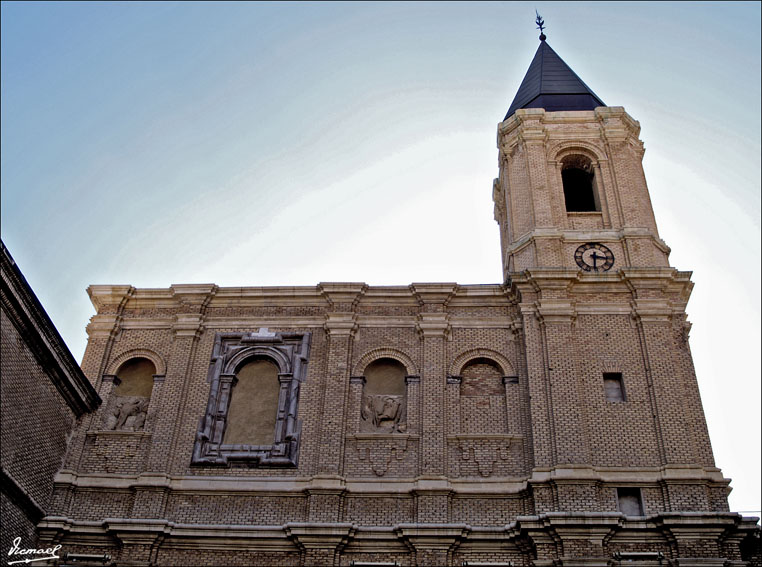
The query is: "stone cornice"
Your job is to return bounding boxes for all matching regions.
[85,283,516,313]
[505,228,670,259]
[51,466,730,496]
[410,282,458,307]
[87,284,134,312]
[318,282,368,311]
[324,312,359,337]
[415,312,451,339]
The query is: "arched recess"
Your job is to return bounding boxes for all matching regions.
[224,345,292,376]
[449,348,515,378]
[107,348,166,376]
[353,348,418,377]
[103,353,160,431]
[550,141,605,165]
[551,143,607,214]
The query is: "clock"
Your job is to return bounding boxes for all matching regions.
[574,242,615,272]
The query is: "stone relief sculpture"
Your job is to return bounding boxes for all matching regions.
[360,394,406,433]
[106,397,149,431]
[359,358,408,434]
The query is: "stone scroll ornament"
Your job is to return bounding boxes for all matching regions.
[360,394,406,433]
[105,396,149,431]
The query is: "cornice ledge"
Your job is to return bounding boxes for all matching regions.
[514,269,581,293]
[324,312,359,337]
[415,312,452,339]
[87,285,135,312]
[86,314,122,340]
[284,522,357,550]
[172,313,205,338]
[410,282,458,306]
[536,299,577,324]
[170,283,217,312]
[318,282,368,310]
[596,106,642,143]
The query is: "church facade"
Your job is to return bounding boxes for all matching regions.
[34,37,759,566]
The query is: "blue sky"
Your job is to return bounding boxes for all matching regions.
[2,2,760,517]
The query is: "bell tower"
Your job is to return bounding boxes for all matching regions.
[493,34,670,279]
[490,28,749,556]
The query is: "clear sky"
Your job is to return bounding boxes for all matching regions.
[2,1,760,517]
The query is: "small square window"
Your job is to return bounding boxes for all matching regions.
[603,373,625,402]
[617,487,644,516]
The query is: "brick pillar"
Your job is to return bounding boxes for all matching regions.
[445,376,461,477]
[411,283,456,481]
[147,284,216,473]
[630,291,695,466]
[519,296,555,469]
[539,297,590,465]
[62,286,132,471]
[317,283,366,477]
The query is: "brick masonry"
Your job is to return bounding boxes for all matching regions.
[4,103,761,564]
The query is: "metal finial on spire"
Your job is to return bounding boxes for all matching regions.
[535,10,546,41]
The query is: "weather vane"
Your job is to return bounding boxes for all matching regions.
[535,10,546,41]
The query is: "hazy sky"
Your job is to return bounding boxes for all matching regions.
[2,2,760,517]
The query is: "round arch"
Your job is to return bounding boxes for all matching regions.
[449,348,515,377]
[352,348,418,377]
[549,141,605,165]
[107,349,166,376]
[224,346,292,376]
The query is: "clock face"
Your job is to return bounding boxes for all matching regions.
[574,243,615,272]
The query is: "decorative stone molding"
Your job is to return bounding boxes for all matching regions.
[410,282,458,308]
[352,348,418,377]
[86,285,135,313]
[549,140,606,164]
[324,312,359,337]
[170,283,217,313]
[415,313,451,339]
[192,330,311,467]
[351,434,416,477]
[318,282,368,311]
[106,348,167,376]
[85,314,122,340]
[172,313,205,338]
[449,348,516,376]
[449,434,524,478]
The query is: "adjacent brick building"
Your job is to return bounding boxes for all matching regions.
[0,241,101,558]
[12,35,761,566]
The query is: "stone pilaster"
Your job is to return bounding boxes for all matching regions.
[317,283,366,476]
[147,284,215,473]
[411,283,456,480]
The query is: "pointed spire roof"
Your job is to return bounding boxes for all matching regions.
[505,38,605,120]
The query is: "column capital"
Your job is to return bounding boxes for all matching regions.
[324,312,359,337]
[318,282,367,311]
[415,313,451,339]
[172,313,205,338]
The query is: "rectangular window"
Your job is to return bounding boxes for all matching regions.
[603,372,625,402]
[617,487,644,516]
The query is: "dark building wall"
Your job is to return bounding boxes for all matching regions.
[0,241,100,556]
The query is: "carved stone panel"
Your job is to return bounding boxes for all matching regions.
[360,394,406,433]
[448,435,524,478]
[104,396,149,431]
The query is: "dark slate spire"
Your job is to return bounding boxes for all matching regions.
[504,38,605,120]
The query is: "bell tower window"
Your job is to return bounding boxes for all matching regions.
[561,155,599,212]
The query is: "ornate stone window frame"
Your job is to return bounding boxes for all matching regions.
[192,329,310,467]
